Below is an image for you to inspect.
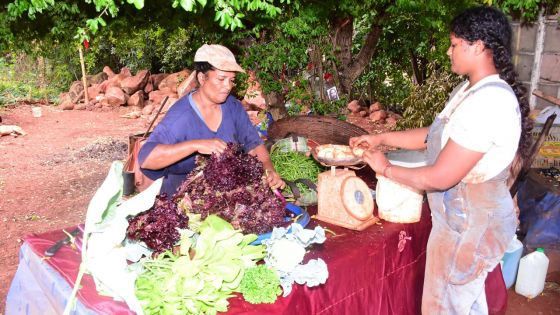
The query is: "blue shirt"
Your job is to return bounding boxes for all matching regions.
[139,92,263,196]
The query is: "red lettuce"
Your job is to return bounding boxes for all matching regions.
[127,194,188,253]
[175,143,285,234]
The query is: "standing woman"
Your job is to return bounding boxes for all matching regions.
[350,6,532,314]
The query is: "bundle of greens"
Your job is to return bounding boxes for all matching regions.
[270,149,323,199]
[135,215,266,315]
[239,265,282,304]
[175,143,285,234]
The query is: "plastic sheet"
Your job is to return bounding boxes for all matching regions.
[6,243,98,315]
[6,228,133,315]
[517,170,560,247]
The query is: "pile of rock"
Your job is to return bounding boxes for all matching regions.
[58,66,196,123]
[57,67,403,135]
[345,100,402,135]
[346,100,401,125]
[58,67,270,127]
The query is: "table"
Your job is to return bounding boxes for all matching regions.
[6,204,507,315]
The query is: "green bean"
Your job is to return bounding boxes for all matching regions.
[270,150,324,196]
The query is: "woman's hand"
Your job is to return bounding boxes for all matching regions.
[362,149,391,175]
[195,139,227,155]
[349,134,383,150]
[265,169,285,190]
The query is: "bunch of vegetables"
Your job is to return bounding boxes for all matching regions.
[263,223,329,296]
[126,194,188,254]
[135,215,266,315]
[239,265,282,304]
[270,148,323,200]
[175,143,285,234]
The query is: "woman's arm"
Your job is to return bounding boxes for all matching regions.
[141,139,227,170]
[350,127,429,151]
[249,144,285,190]
[363,138,484,191]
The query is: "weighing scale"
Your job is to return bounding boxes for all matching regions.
[311,144,378,230]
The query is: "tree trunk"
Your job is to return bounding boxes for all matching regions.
[410,49,429,86]
[331,17,383,95]
[331,16,353,95]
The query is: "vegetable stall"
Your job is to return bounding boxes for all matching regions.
[5,128,508,315]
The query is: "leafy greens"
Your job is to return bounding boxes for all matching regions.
[135,215,266,315]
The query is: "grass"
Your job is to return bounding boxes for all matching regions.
[0,80,61,107]
[0,56,63,107]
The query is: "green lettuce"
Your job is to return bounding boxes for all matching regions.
[240,265,282,304]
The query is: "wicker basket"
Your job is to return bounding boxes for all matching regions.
[267,115,369,145]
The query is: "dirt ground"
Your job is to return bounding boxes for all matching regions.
[0,104,558,314]
[0,104,146,314]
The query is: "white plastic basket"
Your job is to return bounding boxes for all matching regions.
[376,150,427,223]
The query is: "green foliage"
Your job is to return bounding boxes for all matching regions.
[1,0,83,96]
[0,55,66,106]
[84,20,222,74]
[351,0,470,109]
[84,21,167,73]
[0,81,60,106]
[235,5,345,115]
[396,64,463,130]
[0,80,30,107]
[39,42,83,89]
[2,1,83,54]
[7,0,56,19]
[160,27,212,73]
[3,0,559,117]
[311,98,348,118]
[352,57,413,114]
[239,265,282,304]
[127,0,144,10]
[6,0,289,45]
[484,0,560,21]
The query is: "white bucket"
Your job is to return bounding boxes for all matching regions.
[515,248,549,298]
[32,106,42,118]
[376,150,427,223]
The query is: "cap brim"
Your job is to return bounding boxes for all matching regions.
[213,62,245,73]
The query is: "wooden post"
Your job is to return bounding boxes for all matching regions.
[533,90,560,106]
[318,50,325,102]
[37,56,45,88]
[529,8,546,109]
[38,56,48,102]
[78,47,89,106]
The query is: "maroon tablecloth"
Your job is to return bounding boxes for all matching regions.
[21,203,506,314]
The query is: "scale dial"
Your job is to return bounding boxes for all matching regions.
[341,176,374,220]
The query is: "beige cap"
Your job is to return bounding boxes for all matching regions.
[194,44,245,73]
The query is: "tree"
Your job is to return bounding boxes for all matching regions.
[3,0,559,109]
[324,0,479,94]
[4,0,290,44]
[233,0,473,101]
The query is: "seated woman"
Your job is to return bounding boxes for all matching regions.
[139,44,284,196]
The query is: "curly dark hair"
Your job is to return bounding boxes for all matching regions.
[450,6,533,168]
[193,61,215,74]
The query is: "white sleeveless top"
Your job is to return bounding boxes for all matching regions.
[437,74,521,183]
